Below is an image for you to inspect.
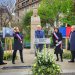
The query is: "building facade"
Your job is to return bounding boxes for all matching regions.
[15,0,40,22]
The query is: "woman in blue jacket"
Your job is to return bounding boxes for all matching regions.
[35,25,45,53]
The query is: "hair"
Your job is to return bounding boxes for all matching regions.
[71,25,75,29]
[54,27,59,32]
[13,27,20,32]
[37,25,41,28]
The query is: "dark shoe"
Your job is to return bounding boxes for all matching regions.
[61,59,63,62]
[12,62,15,64]
[21,61,24,63]
[68,60,74,63]
[0,62,7,65]
[56,59,59,61]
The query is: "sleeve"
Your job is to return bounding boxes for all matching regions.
[13,33,18,39]
[20,33,23,40]
[52,33,56,46]
[60,33,62,40]
[0,42,1,47]
[35,31,37,38]
[0,41,2,48]
[43,30,45,38]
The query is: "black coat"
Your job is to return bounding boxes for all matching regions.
[0,41,3,63]
[70,31,75,51]
[13,32,23,50]
[52,32,63,54]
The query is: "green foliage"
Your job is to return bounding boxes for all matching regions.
[24,34,30,42]
[3,51,12,60]
[22,11,32,30]
[22,11,32,41]
[3,51,18,60]
[38,0,73,26]
[22,0,73,27]
[32,49,61,75]
[63,50,71,59]
[61,15,75,25]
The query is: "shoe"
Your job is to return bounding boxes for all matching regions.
[56,59,59,61]
[0,62,7,65]
[61,59,63,62]
[21,61,24,63]
[12,62,15,64]
[68,60,74,63]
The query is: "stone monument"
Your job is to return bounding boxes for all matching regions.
[31,7,41,52]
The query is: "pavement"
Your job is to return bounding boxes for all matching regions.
[0,49,75,75]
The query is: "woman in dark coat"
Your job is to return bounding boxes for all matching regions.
[68,26,75,62]
[12,27,24,64]
[52,28,63,62]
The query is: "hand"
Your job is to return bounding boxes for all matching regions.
[21,41,22,43]
[56,40,58,43]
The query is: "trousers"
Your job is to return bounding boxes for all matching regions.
[12,50,23,63]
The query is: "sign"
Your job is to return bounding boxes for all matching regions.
[3,27,14,38]
[34,38,50,44]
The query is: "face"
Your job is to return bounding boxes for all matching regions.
[16,27,20,32]
[71,27,73,32]
[54,28,58,33]
[37,26,41,30]
[33,8,38,17]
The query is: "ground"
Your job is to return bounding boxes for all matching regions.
[0,49,75,75]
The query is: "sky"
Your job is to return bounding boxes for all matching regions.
[0,0,16,4]
[0,0,16,12]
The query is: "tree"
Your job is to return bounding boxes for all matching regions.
[0,6,12,28]
[22,11,33,41]
[22,0,74,33]
[22,11,32,31]
[0,0,16,28]
[0,0,16,13]
[38,0,73,26]
[61,0,75,25]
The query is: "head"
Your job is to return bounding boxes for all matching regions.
[54,27,59,33]
[16,27,20,32]
[37,25,42,30]
[13,27,20,32]
[71,25,75,32]
[33,7,38,17]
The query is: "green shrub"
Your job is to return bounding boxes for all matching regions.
[63,50,71,59]
[3,51,18,60]
[32,49,61,75]
[24,34,30,42]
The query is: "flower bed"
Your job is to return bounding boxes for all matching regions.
[32,49,61,75]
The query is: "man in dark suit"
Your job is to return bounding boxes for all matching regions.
[35,25,45,53]
[12,27,24,64]
[69,26,75,62]
[0,36,7,65]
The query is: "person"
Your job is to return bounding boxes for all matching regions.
[35,25,45,54]
[0,37,7,65]
[68,26,75,62]
[12,27,24,64]
[67,28,73,50]
[52,27,63,62]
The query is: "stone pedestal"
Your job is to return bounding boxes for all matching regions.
[31,8,41,53]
